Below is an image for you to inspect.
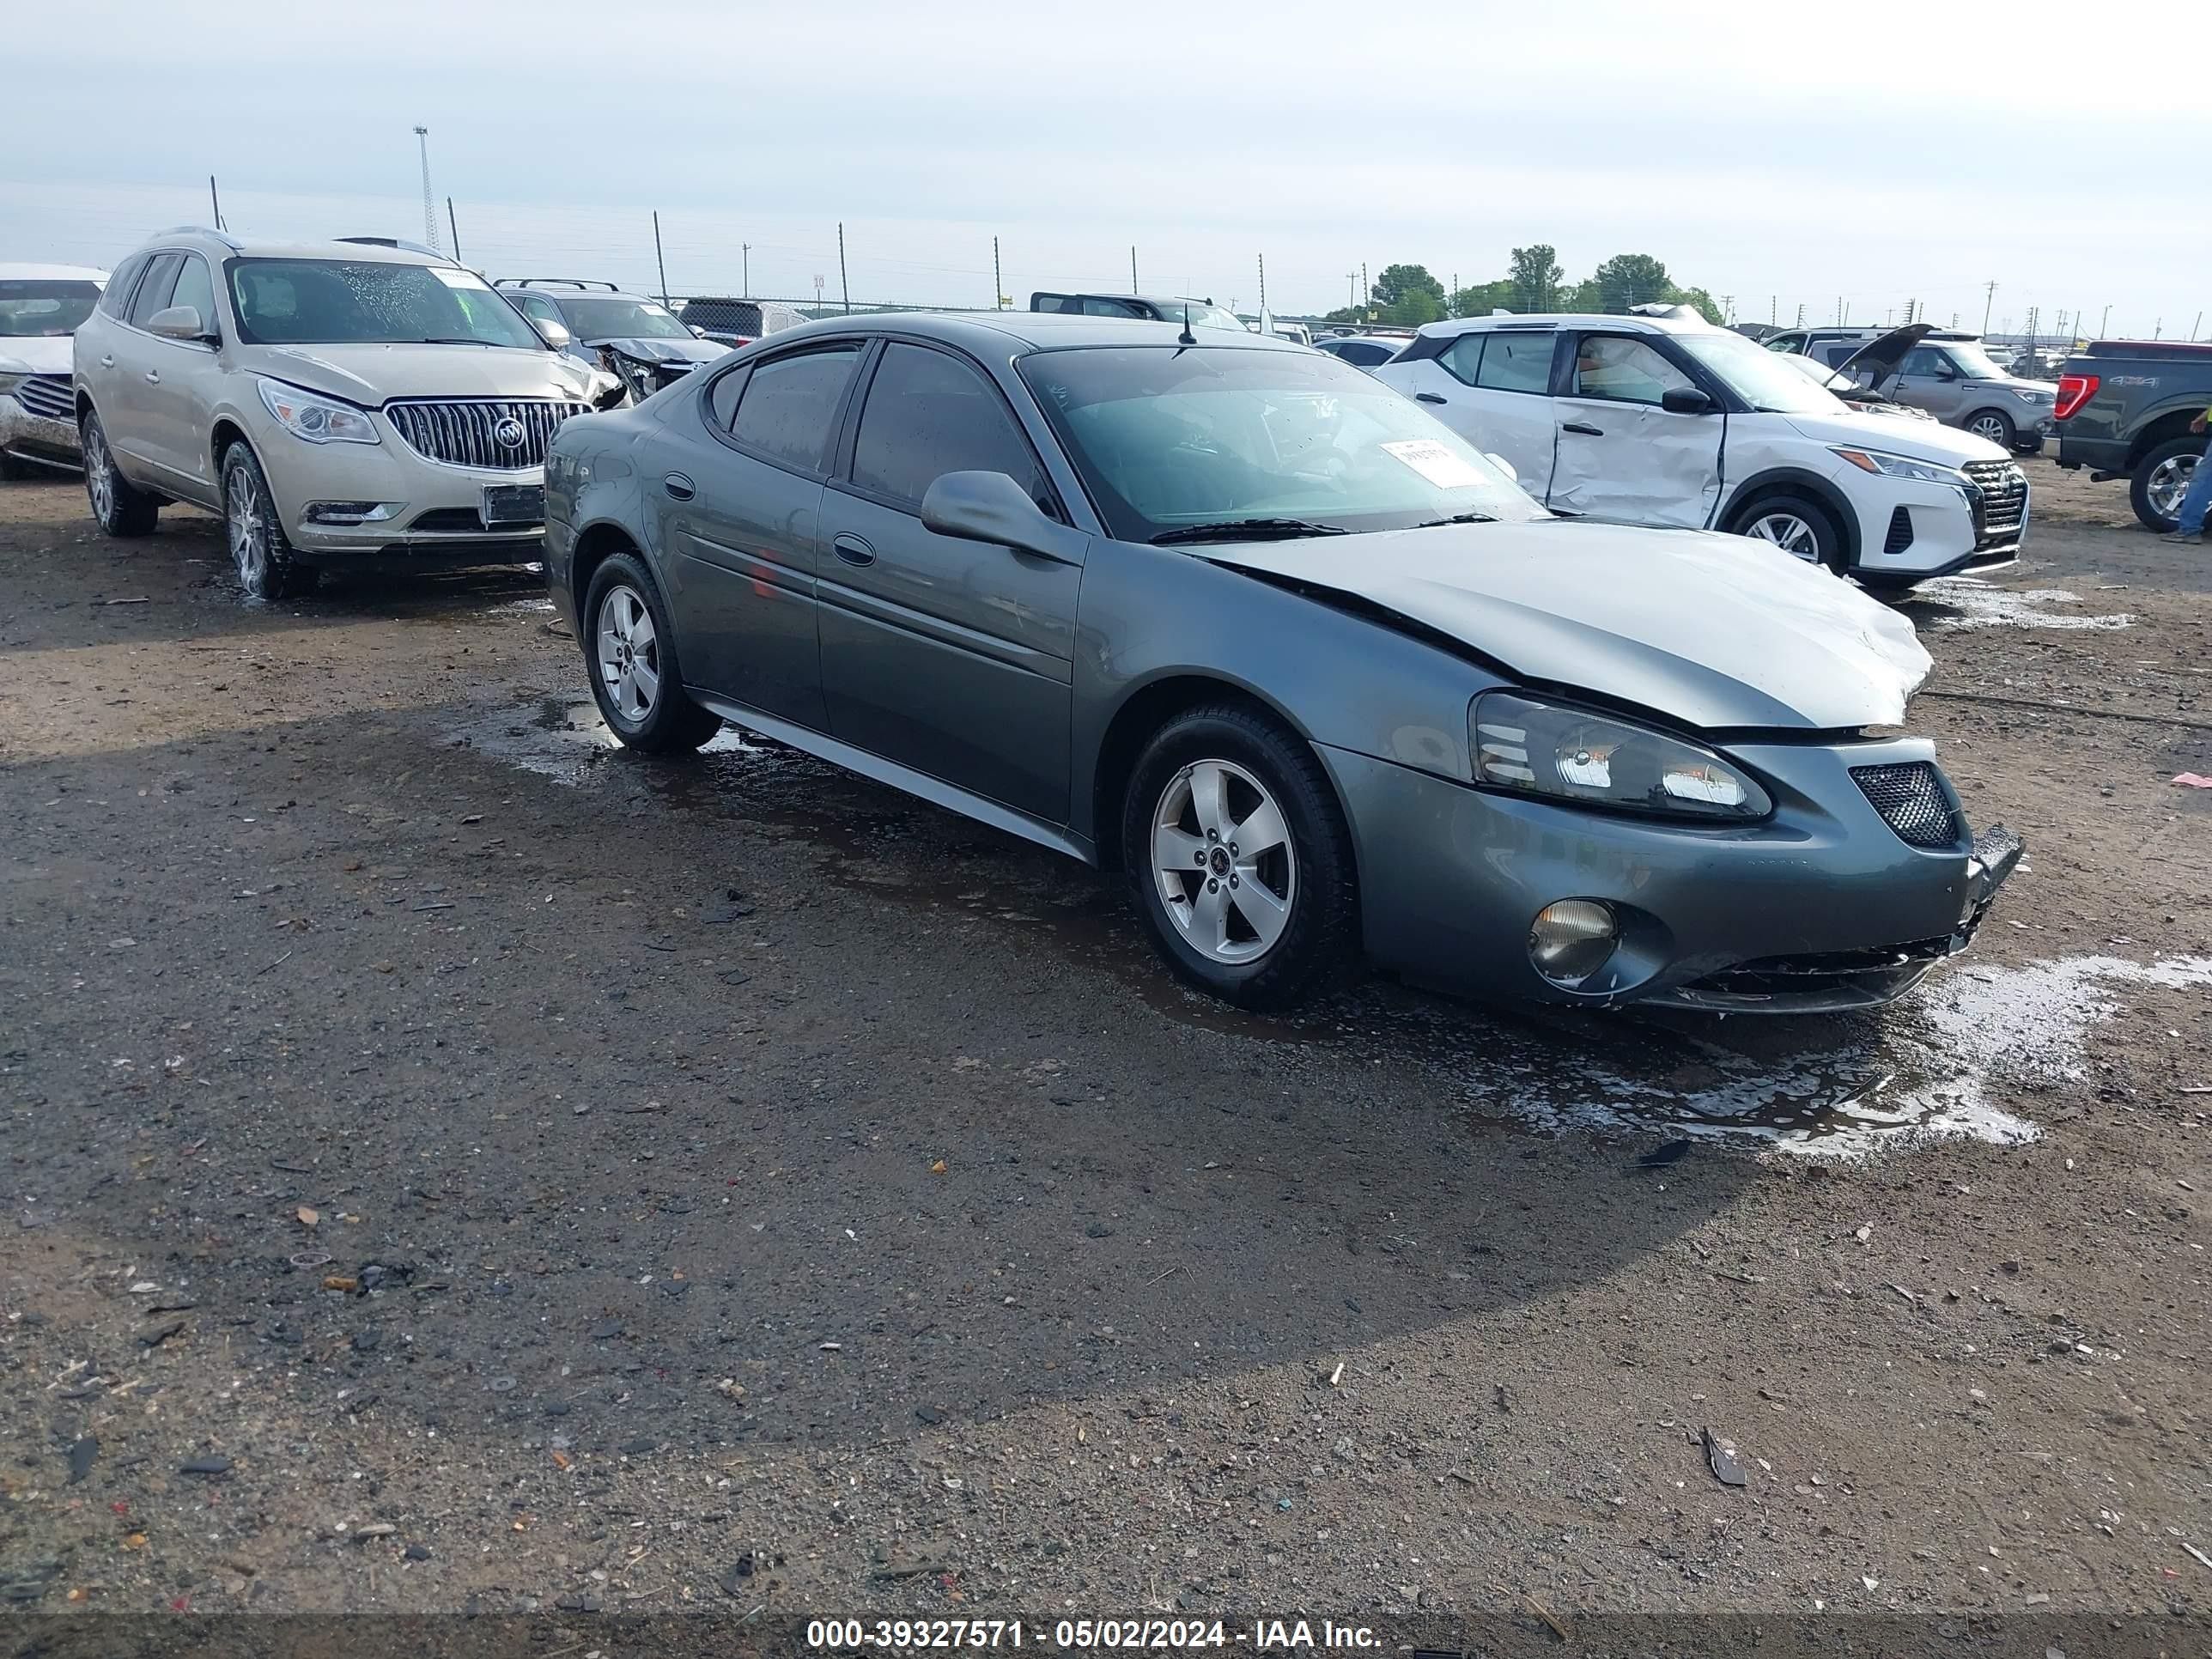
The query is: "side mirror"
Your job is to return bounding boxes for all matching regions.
[535,319,573,350]
[920,471,1086,564]
[1660,386,1715,415]
[149,305,212,343]
[1484,452,1518,484]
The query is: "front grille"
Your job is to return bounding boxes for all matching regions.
[1963,458,2027,549]
[1851,761,1962,848]
[1883,505,1914,555]
[13,374,73,422]
[410,507,488,532]
[383,399,586,471]
[1674,936,1952,1006]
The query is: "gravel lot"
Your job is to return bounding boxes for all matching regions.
[1,458,2208,1638]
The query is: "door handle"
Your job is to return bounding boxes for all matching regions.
[1561,421,1603,436]
[100,355,114,369]
[143,370,161,386]
[1414,392,1448,404]
[831,532,876,567]
[662,472,694,501]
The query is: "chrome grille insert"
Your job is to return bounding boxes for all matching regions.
[13,374,74,422]
[383,398,586,471]
[1962,458,2028,549]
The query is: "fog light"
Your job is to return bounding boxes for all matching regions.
[1528,899,1619,987]
[304,501,399,526]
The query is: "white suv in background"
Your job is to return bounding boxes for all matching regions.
[1374,311,2027,587]
[0,263,106,477]
[72,228,599,598]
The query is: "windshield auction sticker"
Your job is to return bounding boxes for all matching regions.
[1379,439,1492,489]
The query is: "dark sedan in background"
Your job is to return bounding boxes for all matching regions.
[542,315,2020,1013]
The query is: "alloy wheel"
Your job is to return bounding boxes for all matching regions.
[1745,512,1819,561]
[227,469,270,592]
[84,421,114,525]
[596,584,661,723]
[2149,453,2195,520]
[1968,414,2009,445]
[1150,759,1297,963]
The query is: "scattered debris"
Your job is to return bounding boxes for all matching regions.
[1522,1593,1571,1642]
[295,1206,319,1228]
[2172,774,2212,789]
[1702,1427,1747,1487]
[66,1437,98,1485]
[179,1455,232,1476]
[2182,1540,2212,1573]
[1638,1138,1692,1168]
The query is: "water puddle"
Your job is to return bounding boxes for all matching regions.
[1913,578,2134,631]
[447,691,2209,1156]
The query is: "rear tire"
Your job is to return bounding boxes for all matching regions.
[1964,408,2016,450]
[582,550,722,753]
[1729,492,1846,573]
[221,443,318,600]
[2131,436,2201,532]
[1121,703,1358,1012]
[80,410,159,537]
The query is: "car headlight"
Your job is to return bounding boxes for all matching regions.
[1831,447,1966,486]
[256,378,380,445]
[2022,391,2055,406]
[1471,692,1771,822]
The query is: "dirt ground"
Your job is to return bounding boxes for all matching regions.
[1,458,2209,1643]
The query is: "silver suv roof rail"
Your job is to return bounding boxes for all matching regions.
[495,277,619,291]
[153,224,243,252]
[334,236,458,266]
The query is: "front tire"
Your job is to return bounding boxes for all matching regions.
[582,551,722,753]
[1121,703,1358,1012]
[1730,493,1846,573]
[81,410,159,537]
[2132,436,2201,532]
[221,443,317,600]
[1964,408,2016,450]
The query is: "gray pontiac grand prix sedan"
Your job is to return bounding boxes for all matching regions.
[542,313,2021,1013]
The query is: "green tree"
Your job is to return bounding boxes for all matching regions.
[1450,278,1517,317]
[1590,253,1673,313]
[1507,244,1566,313]
[1673,285,1724,326]
[1370,263,1446,327]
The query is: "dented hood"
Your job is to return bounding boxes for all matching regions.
[1205,520,1930,731]
[247,342,597,405]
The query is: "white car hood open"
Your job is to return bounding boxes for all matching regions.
[1206,520,1931,731]
[249,343,597,406]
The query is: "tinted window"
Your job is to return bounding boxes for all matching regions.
[729,344,860,472]
[1569,336,1692,404]
[850,343,1048,511]
[1900,346,1951,378]
[167,255,217,335]
[1081,296,1145,319]
[127,253,185,326]
[510,292,562,327]
[1476,332,1553,393]
[708,366,748,430]
[1343,342,1396,367]
[1031,294,1074,313]
[1816,341,1861,368]
[99,254,147,319]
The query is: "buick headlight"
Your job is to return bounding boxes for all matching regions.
[0,368,27,396]
[257,378,380,445]
[1831,447,1968,486]
[1472,692,1771,822]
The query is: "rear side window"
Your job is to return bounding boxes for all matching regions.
[127,253,185,327]
[729,344,860,472]
[1031,294,1074,313]
[1081,297,1145,319]
[849,343,1051,512]
[99,254,147,319]
[708,365,748,430]
[1475,333,1553,393]
[1438,336,1485,383]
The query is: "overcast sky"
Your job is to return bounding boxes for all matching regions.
[9,0,2208,337]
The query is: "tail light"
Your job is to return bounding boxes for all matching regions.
[2053,373,2098,421]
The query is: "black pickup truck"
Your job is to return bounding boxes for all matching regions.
[2053,340,2212,530]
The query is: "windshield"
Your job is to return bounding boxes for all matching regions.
[555,296,691,341]
[1945,342,2013,380]
[0,279,101,337]
[1671,329,1844,416]
[1780,354,1855,392]
[226,259,544,349]
[1173,302,1249,333]
[1018,344,1548,542]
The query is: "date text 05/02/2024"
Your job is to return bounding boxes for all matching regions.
[804,1620,1381,1650]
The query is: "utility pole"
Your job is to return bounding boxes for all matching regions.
[412,126,438,254]
[742,244,750,297]
[1345,271,1357,310]
[1256,252,1266,319]
[1982,279,1996,335]
[2154,317,2163,340]
[1130,246,1138,295]
[1795,303,1805,327]
[1719,294,1733,325]
[208,175,223,232]
[1838,296,1846,325]
[1361,263,1369,310]
[1769,295,1776,325]
[2194,310,2203,342]
[2100,303,2111,337]
[652,210,669,308]
[837,222,850,313]
[447,198,462,264]
[1450,271,1458,319]
[994,237,1003,310]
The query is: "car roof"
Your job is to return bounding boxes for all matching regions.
[744,309,1311,356]
[1413,311,1721,339]
[121,228,459,266]
[0,262,109,283]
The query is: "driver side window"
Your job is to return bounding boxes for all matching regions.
[1900,346,1952,379]
[1569,336,1692,405]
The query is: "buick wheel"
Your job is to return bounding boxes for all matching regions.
[1121,703,1357,1011]
[581,550,722,753]
[80,410,159,538]
[219,444,315,600]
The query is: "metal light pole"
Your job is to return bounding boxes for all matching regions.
[413,126,439,254]
[1982,280,1996,334]
[837,222,850,313]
